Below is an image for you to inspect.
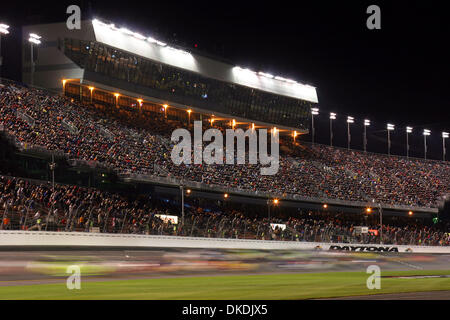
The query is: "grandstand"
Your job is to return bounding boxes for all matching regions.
[0,18,444,248]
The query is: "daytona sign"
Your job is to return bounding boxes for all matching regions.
[329,245,399,252]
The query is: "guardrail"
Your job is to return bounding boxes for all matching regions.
[1,230,449,253]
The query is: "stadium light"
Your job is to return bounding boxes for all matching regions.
[323,204,328,209]
[163,104,168,118]
[137,99,143,111]
[28,33,42,86]
[187,109,192,125]
[366,207,372,213]
[186,189,191,194]
[0,24,9,84]
[266,198,278,223]
[293,130,298,142]
[89,86,95,102]
[406,127,413,158]
[258,71,274,79]
[311,107,319,144]
[346,116,354,150]
[272,127,278,136]
[363,119,370,152]
[443,132,449,161]
[224,193,229,199]
[423,129,431,160]
[61,79,67,95]
[114,93,120,108]
[408,211,413,216]
[119,27,134,36]
[387,123,395,156]
[0,24,9,34]
[133,32,146,40]
[274,76,287,81]
[232,119,236,129]
[329,113,336,146]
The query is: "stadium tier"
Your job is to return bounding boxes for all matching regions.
[0,81,449,211]
[0,175,449,246]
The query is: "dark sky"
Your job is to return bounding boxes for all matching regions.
[0,0,449,159]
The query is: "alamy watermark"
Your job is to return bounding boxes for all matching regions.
[366,265,381,290]
[66,5,81,30]
[66,265,81,290]
[366,5,381,30]
[171,121,279,175]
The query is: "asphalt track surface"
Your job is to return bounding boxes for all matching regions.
[0,248,450,299]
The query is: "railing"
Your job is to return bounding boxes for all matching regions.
[1,203,448,246]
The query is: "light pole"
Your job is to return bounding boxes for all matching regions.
[329,112,336,146]
[378,203,383,244]
[363,119,370,152]
[0,24,10,84]
[346,116,354,150]
[311,107,319,144]
[443,132,449,161]
[180,185,185,226]
[372,199,383,244]
[49,154,56,192]
[267,199,279,224]
[423,129,431,160]
[387,123,395,156]
[406,126,413,158]
[28,33,41,87]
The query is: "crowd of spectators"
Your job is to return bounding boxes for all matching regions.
[0,175,449,246]
[0,82,449,211]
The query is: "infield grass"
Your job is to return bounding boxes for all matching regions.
[1,270,450,300]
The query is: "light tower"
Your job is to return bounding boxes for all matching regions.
[363,119,370,152]
[346,116,354,150]
[442,132,448,161]
[329,112,336,146]
[423,129,431,160]
[406,126,413,158]
[28,33,42,86]
[387,123,395,156]
[0,24,10,84]
[311,107,319,144]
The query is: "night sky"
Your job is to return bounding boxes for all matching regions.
[0,0,448,159]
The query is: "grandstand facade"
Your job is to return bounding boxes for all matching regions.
[22,19,318,132]
[1,18,444,245]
